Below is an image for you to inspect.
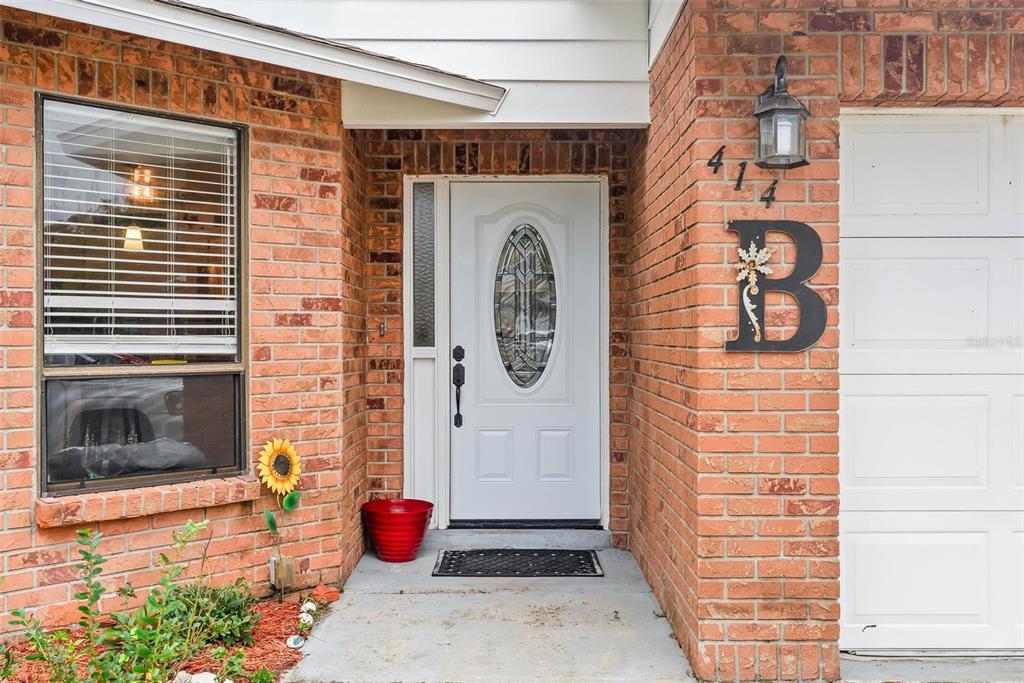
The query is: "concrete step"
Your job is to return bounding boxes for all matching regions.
[426,528,612,550]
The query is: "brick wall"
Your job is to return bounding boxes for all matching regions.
[627,2,1023,682]
[361,130,633,544]
[0,7,367,629]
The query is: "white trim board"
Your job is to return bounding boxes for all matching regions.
[402,176,611,529]
[8,0,506,113]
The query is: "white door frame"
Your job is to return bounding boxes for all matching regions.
[401,175,611,529]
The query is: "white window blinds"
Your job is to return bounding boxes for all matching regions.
[42,99,239,357]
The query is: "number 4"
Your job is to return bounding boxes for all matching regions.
[760,180,778,208]
[707,145,725,174]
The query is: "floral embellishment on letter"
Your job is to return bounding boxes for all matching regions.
[734,241,773,343]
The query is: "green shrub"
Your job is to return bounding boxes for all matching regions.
[166,580,260,646]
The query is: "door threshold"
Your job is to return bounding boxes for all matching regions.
[448,519,603,530]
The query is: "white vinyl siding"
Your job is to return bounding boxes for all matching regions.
[185,0,650,127]
[42,99,239,357]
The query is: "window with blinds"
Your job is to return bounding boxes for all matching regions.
[42,99,240,363]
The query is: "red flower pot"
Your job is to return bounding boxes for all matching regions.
[361,498,433,563]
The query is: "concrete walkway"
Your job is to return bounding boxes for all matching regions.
[285,530,695,683]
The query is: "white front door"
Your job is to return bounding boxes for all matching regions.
[449,181,602,521]
[839,111,1024,651]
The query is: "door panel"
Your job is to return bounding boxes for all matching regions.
[449,181,601,521]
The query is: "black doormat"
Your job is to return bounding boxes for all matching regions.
[432,548,603,577]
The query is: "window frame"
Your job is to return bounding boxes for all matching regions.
[36,94,249,496]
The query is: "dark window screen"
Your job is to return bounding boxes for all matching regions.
[45,374,240,490]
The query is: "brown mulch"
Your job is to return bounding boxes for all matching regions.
[6,584,341,683]
[181,601,303,682]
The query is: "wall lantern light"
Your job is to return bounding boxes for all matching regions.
[754,56,809,170]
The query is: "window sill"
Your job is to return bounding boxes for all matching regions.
[35,474,262,528]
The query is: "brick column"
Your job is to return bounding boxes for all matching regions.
[629,2,1023,681]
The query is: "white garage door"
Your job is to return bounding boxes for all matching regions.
[839,111,1024,651]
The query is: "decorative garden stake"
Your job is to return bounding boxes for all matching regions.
[258,438,302,597]
[734,241,774,343]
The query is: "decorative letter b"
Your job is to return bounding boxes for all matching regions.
[725,220,827,352]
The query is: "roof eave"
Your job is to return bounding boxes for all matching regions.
[6,0,507,113]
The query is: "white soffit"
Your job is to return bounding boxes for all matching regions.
[5,0,507,113]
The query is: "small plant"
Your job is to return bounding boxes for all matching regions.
[166,580,260,646]
[210,646,245,683]
[0,641,14,682]
[250,667,275,683]
[11,527,111,683]
[101,519,212,680]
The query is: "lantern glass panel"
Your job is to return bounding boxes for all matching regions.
[759,116,776,159]
[776,112,803,157]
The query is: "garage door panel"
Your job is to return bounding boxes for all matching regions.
[841,238,1024,375]
[841,511,1024,650]
[843,120,988,217]
[842,375,1022,511]
[841,113,1020,237]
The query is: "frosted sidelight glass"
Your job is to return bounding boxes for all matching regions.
[412,182,435,347]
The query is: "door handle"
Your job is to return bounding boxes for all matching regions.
[452,345,465,428]
[453,363,465,427]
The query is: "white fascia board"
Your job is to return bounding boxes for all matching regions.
[342,81,650,129]
[6,0,507,113]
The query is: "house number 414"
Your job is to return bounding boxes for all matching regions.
[707,145,778,209]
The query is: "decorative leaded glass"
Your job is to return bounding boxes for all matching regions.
[493,224,556,388]
[412,183,435,347]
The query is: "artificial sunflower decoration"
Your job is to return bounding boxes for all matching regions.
[258,437,301,496]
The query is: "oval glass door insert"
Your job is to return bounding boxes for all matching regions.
[493,223,556,388]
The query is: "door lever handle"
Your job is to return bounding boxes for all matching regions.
[452,362,465,428]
